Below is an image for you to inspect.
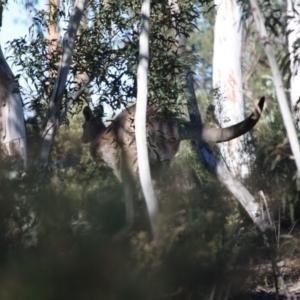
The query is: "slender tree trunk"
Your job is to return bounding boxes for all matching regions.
[287,0,300,128]
[213,0,253,178]
[135,0,159,237]
[249,0,300,175]
[39,0,87,165]
[168,0,270,233]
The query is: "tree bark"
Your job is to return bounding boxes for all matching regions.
[39,0,87,165]
[213,0,254,178]
[0,46,28,167]
[287,0,300,129]
[49,0,60,54]
[168,0,270,233]
[249,0,300,175]
[135,0,159,237]
[48,0,60,80]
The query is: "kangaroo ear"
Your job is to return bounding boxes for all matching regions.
[83,106,93,121]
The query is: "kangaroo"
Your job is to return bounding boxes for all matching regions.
[82,97,265,239]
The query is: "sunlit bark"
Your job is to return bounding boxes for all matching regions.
[48,0,60,82]
[135,0,159,237]
[213,0,253,178]
[48,0,60,54]
[168,0,270,233]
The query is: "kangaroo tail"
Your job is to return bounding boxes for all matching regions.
[179,97,265,143]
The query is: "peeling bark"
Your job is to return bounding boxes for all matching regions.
[168,0,271,233]
[213,0,254,178]
[48,0,60,54]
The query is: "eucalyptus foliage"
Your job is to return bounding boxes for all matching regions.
[7,0,210,129]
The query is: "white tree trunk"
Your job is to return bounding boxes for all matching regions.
[135,0,159,237]
[250,0,300,175]
[0,46,27,167]
[213,0,253,178]
[168,0,271,233]
[287,0,300,128]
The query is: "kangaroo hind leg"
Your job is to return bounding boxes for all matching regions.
[112,181,134,242]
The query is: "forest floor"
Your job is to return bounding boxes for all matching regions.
[250,256,300,299]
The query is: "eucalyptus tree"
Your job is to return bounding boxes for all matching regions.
[169,0,270,235]
[135,0,159,237]
[0,1,27,167]
[249,0,300,175]
[8,0,201,165]
[39,0,87,165]
[2,0,273,240]
[4,1,200,240]
[213,0,254,179]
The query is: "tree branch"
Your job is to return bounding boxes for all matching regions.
[250,0,300,176]
[39,0,87,165]
[168,0,271,233]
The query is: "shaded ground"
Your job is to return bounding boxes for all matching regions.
[250,257,300,299]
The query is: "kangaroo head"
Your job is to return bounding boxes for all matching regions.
[81,106,106,143]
